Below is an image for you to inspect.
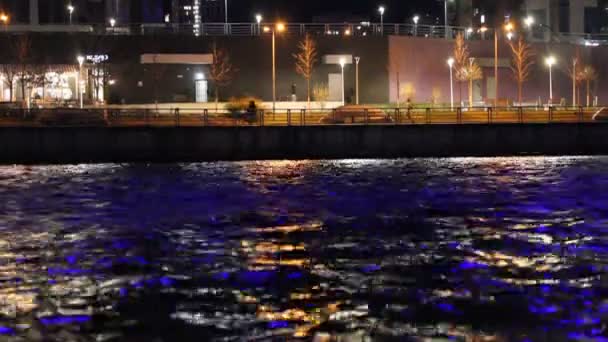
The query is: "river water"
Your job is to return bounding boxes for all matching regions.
[0,157,607,341]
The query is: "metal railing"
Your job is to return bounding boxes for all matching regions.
[0,106,603,128]
[1,22,607,44]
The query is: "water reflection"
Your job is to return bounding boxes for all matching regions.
[0,157,607,340]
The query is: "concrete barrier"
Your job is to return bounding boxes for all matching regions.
[0,124,607,164]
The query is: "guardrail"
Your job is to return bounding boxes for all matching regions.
[0,106,603,127]
[2,22,607,43]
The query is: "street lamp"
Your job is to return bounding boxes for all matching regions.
[264,23,285,114]
[255,14,262,35]
[413,15,420,36]
[109,18,116,28]
[524,15,535,28]
[0,13,8,32]
[447,57,455,110]
[77,55,85,109]
[545,56,556,103]
[339,58,346,106]
[67,5,75,25]
[224,0,228,23]
[355,57,360,105]
[378,6,385,35]
[493,21,515,106]
[444,0,453,38]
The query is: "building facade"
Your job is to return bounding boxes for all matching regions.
[524,0,603,33]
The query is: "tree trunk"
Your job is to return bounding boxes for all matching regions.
[468,78,473,107]
[586,79,590,107]
[518,82,522,105]
[306,77,310,109]
[215,87,219,111]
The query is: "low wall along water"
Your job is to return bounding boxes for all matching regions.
[0,124,607,164]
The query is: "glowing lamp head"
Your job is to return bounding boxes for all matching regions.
[504,22,514,32]
[67,5,74,13]
[447,57,455,67]
[524,16,535,27]
[195,72,205,80]
[506,32,514,40]
[545,56,556,67]
[378,6,385,16]
[479,25,488,33]
[0,13,8,23]
[263,26,270,33]
[413,15,420,24]
[77,55,85,66]
[276,23,285,32]
[255,14,262,24]
[344,29,351,35]
[109,18,116,27]
[339,58,346,68]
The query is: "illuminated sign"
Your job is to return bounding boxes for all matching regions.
[86,55,109,63]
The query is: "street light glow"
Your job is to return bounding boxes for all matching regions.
[255,14,262,24]
[339,57,346,68]
[67,5,74,13]
[447,57,454,67]
[0,13,8,24]
[504,22,514,32]
[263,26,270,32]
[378,6,385,15]
[276,22,285,32]
[545,56,556,66]
[109,18,116,27]
[413,15,420,24]
[524,15,535,27]
[77,55,85,66]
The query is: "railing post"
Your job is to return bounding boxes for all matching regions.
[487,107,492,124]
[174,108,180,127]
[425,108,431,124]
[332,108,336,123]
[394,108,400,124]
[549,106,554,122]
[578,106,584,122]
[259,109,264,126]
[203,109,209,126]
[457,107,462,124]
[364,109,369,124]
[300,109,306,126]
[287,109,292,126]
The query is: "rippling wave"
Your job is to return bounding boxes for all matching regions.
[0,157,607,341]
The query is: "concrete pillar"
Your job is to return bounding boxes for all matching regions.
[29,0,39,25]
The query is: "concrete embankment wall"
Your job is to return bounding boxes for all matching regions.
[0,124,607,164]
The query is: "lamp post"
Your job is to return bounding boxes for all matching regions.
[77,55,85,109]
[224,0,228,23]
[255,14,262,34]
[378,6,385,36]
[355,57,360,105]
[493,21,514,107]
[444,0,453,38]
[413,15,419,36]
[67,5,74,25]
[572,58,577,107]
[264,23,285,114]
[447,57,454,110]
[339,58,346,106]
[546,56,556,103]
[109,18,116,28]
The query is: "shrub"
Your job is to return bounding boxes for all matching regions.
[225,96,265,123]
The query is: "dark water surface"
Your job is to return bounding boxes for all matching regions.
[1,158,608,341]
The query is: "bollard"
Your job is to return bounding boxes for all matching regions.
[364,109,369,124]
[549,106,554,122]
[394,108,400,124]
[578,106,584,122]
[487,107,493,124]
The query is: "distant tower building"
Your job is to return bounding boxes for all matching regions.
[524,0,602,34]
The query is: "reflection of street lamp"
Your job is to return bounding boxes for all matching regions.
[545,56,556,102]
[339,58,346,106]
[67,5,75,24]
[447,57,454,110]
[264,23,285,114]
[354,57,360,105]
[378,6,385,35]
[77,55,85,108]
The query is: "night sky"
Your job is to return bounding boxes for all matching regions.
[218,0,442,23]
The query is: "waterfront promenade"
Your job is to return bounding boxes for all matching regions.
[0,106,603,127]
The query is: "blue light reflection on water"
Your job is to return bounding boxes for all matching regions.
[0,157,607,340]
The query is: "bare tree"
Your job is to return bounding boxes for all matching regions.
[209,42,236,107]
[508,36,535,104]
[453,33,470,103]
[293,34,318,107]
[463,60,483,107]
[578,65,597,107]
[14,35,32,106]
[0,63,18,102]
